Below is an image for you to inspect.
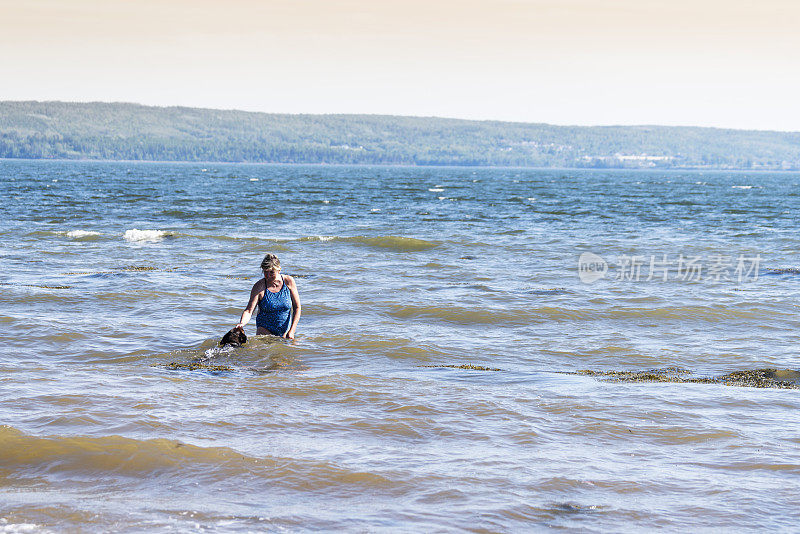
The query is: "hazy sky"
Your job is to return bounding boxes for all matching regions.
[2,0,799,130]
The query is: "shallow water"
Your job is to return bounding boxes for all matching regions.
[1,160,799,532]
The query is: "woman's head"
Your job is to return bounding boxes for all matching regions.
[260,253,281,273]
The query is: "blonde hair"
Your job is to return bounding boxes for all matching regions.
[260,253,281,271]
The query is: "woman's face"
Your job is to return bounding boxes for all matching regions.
[263,268,280,280]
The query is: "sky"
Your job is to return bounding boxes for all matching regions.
[1,0,799,131]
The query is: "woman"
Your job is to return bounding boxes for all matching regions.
[235,254,301,339]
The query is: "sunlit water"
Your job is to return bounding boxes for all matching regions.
[1,160,799,532]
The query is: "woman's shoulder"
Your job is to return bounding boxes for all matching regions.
[283,274,297,286]
[251,278,266,292]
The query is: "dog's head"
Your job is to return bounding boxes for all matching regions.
[220,327,247,347]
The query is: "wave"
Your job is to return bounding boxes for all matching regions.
[301,235,337,243]
[167,232,480,251]
[385,304,526,325]
[123,229,175,242]
[21,229,437,251]
[65,230,102,240]
[0,426,401,492]
[0,425,260,478]
[382,303,773,326]
[23,230,103,241]
[160,209,286,220]
[299,235,439,252]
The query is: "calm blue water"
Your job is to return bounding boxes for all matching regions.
[1,160,799,532]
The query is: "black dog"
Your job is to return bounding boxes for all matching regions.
[220,327,247,347]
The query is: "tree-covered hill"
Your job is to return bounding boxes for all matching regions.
[1,101,799,169]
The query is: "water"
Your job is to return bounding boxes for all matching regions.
[1,160,799,532]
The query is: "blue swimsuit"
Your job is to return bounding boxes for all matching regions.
[255,275,292,336]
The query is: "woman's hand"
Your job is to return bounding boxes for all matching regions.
[284,330,295,340]
[234,323,245,330]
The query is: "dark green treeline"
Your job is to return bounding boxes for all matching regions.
[1,101,799,169]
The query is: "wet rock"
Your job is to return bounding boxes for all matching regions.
[159,362,235,372]
[420,364,502,371]
[574,367,800,390]
[115,265,158,272]
[765,267,800,275]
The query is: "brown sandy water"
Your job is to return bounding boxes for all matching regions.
[1,160,799,531]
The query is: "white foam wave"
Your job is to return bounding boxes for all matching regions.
[65,230,101,239]
[123,229,170,242]
[428,188,445,192]
[0,519,45,533]
[249,178,259,182]
[732,185,753,189]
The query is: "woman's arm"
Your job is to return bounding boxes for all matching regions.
[284,275,302,339]
[236,280,264,329]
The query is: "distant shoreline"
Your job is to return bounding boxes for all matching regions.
[2,101,799,170]
[3,157,800,173]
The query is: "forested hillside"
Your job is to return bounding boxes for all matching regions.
[1,101,799,169]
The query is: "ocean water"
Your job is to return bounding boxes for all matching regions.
[1,160,799,532]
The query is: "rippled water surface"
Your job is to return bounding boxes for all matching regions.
[2,160,800,532]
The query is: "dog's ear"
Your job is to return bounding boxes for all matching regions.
[220,329,237,346]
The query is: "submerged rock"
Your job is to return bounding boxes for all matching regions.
[115,265,159,272]
[158,362,235,372]
[716,369,800,389]
[765,267,800,275]
[574,367,800,390]
[420,364,502,371]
